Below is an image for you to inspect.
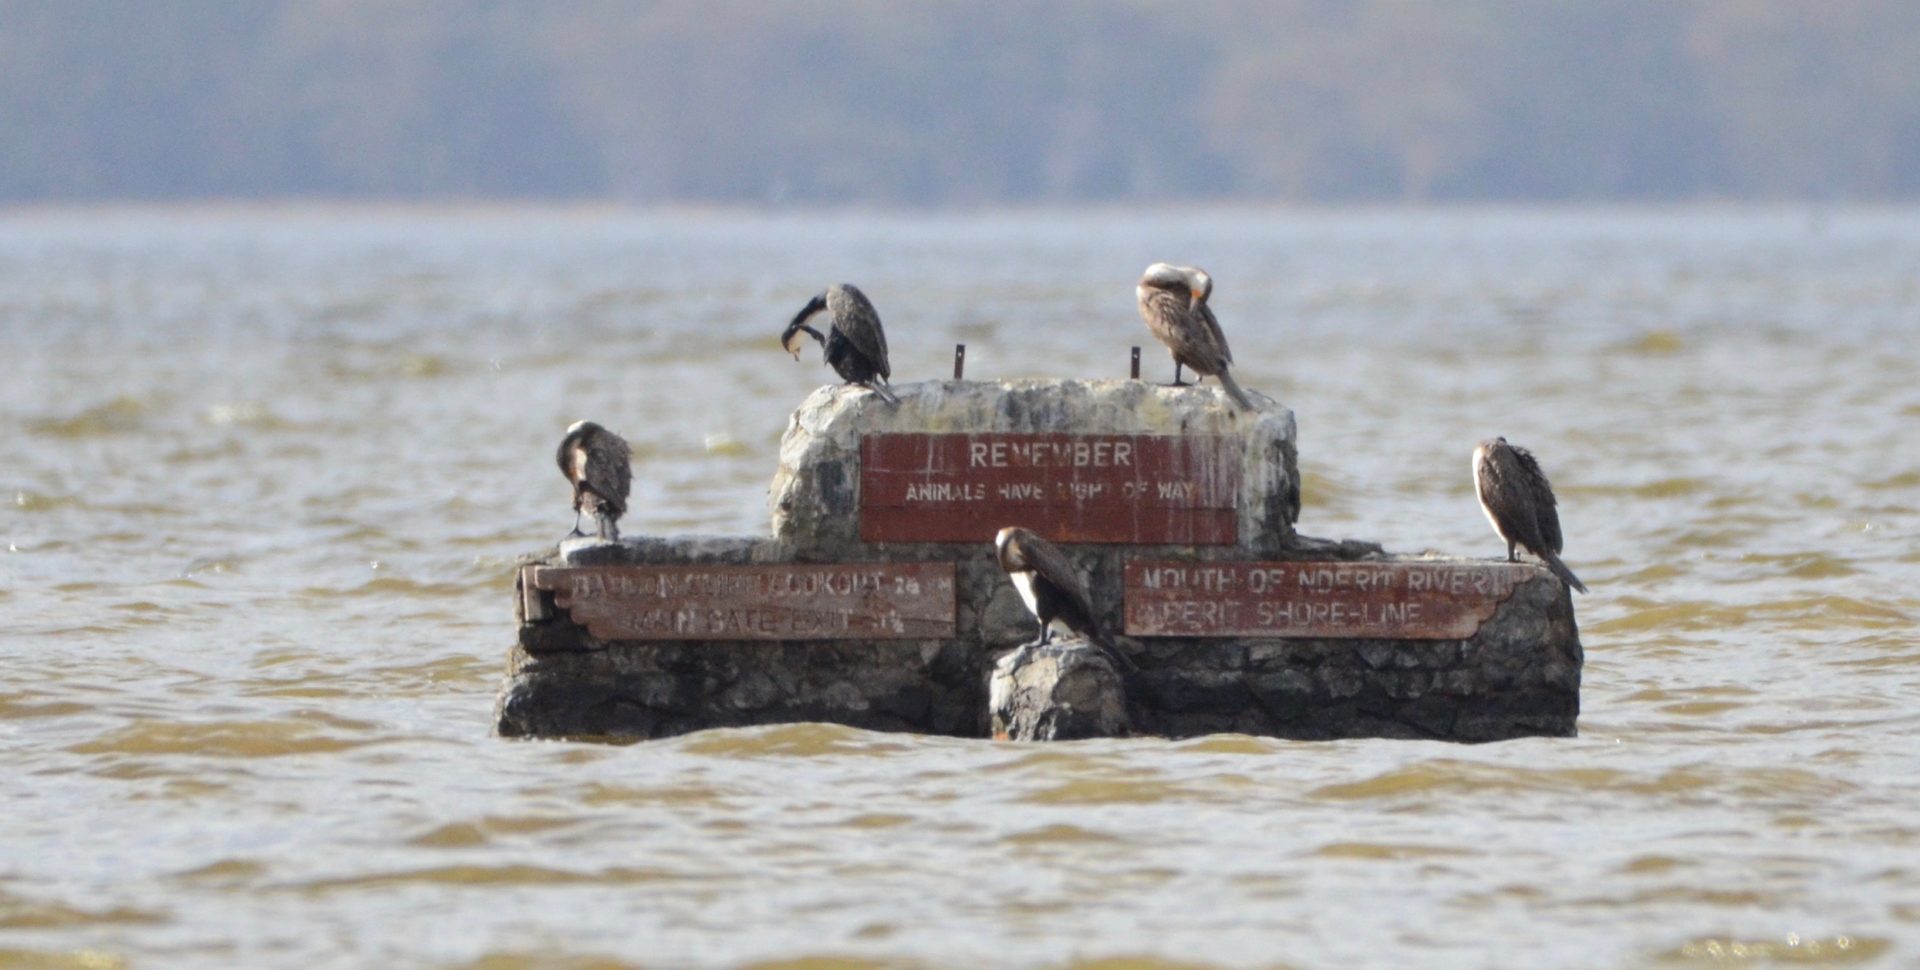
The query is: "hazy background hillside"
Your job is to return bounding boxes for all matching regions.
[4,0,1919,205]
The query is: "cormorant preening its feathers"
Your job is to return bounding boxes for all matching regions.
[781,283,898,404]
[1473,437,1588,594]
[994,526,1136,672]
[1135,262,1256,410]
[557,420,632,541]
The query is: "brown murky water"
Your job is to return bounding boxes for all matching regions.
[2,207,1917,968]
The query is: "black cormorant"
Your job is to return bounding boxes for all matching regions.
[994,526,1135,671]
[556,420,631,541]
[781,283,897,404]
[1473,436,1587,593]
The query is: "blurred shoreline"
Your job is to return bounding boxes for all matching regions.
[0,198,1907,224]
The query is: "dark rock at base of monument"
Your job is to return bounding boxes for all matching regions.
[989,638,1130,741]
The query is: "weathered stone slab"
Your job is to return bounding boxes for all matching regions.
[770,379,1300,556]
[1124,560,1539,639]
[1123,558,1581,741]
[523,562,955,640]
[498,536,985,740]
[860,433,1242,544]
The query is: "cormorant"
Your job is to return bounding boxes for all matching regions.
[994,526,1135,671]
[556,420,631,541]
[1135,262,1255,409]
[781,283,898,404]
[1473,436,1587,593]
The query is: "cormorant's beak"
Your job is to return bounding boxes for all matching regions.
[781,294,829,360]
[1187,272,1212,311]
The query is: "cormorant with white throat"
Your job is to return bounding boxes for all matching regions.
[781,283,897,404]
[1135,262,1255,409]
[1473,436,1587,593]
[556,420,631,541]
[994,526,1135,671]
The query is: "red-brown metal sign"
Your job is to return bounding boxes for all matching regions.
[525,562,955,641]
[859,433,1241,544]
[1124,560,1539,639]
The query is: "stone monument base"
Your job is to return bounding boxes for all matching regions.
[496,379,1582,744]
[495,539,1581,743]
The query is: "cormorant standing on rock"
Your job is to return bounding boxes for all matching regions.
[556,420,631,541]
[1135,262,1255,410]
[1473,436,1587,593]
[781,283,898,404]
[994,526,1135,671]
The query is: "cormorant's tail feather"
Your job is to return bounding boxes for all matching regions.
[1541,551,1588,594]
[1216,368,1257,411]
[1098,640,1139,675]
[1082,627,1139,675]
[865,381,900,405]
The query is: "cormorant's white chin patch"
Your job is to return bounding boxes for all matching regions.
[1471,446,1506,541]
[1009,569,1041,618]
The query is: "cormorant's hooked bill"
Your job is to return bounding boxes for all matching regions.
[1185,267,1213,311]
[994,526,1136,672]
[1135,262,1255,410]
[556,420,632,542]
[1472,436,1588,594]
[780,294,828,360]
[779,283,898,404]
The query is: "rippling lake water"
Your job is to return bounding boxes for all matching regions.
[1,206,1917,968]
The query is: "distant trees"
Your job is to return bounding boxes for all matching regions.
[2,0,1918,204]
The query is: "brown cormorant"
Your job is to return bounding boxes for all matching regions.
[781,283,898,404]
[556,420,631,541]
[1135,262,1255,409]
[994,526,1135,671]
[1473,436,1587,593]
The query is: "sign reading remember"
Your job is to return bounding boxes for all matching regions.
[860,433,1242,544]
[1124,560,1539,639]
[526,563,955,641]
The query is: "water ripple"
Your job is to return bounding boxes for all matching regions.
[6,208,1920,969]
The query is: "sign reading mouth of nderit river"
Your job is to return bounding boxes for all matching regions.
[1123,560,1538,639]
[859,432,1243,544]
